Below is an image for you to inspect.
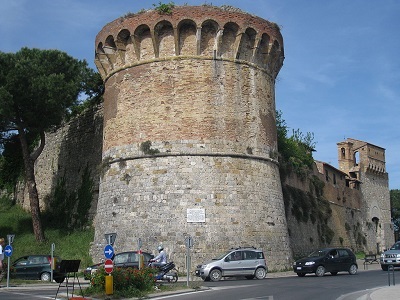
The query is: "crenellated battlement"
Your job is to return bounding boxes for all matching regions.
[92,5,293,272]
[95,5,284,80]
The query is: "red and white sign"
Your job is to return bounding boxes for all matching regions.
[104,259,113,274]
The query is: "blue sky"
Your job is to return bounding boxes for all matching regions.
[1,0,399,189]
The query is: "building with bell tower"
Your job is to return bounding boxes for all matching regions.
[337,138,393,253]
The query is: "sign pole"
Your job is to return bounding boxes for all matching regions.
[6,255,10,288]
[104,233,116,296]
[185,236,193,287]
[137,238,142,270]
[6,234,15,289]
[50,243,55,282]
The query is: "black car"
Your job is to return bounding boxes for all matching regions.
[293,248,358,277]
[11,255,66,283]
[84,251,154,280]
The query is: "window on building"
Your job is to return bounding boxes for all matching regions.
[341,147,346,159]
[354,151,359,166]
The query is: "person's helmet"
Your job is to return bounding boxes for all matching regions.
[157,246,164,252]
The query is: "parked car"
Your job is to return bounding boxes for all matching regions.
[380,241,400,271]
[83,251,154,280]
[10,255,66,283]
[195,247,267,282]
[293,248,358,277]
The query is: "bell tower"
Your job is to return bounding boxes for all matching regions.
[337,138,393,252]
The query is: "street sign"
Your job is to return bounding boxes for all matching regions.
[7,234,15,244]
[104,233,117,246]
[4,245,13,257]
[104,244,114,259]
[104,259,113,274]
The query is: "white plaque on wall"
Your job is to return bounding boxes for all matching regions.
[187,208,206,223]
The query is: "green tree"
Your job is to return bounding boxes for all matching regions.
[391,189,400,235]
[276,110,316,180]
[0,47,101,242]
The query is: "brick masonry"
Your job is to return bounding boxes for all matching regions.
[92,5,292,271]
[17,5,392,273]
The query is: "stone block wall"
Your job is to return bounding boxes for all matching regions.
[92,5,292,272]
[16,105,103,219]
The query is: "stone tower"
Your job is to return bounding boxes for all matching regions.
[92,5,292,271]
[337,138,393,252]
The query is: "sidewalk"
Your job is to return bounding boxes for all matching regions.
[337,259,400,300]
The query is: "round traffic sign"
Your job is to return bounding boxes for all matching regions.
[4,245,13,257]
[104,259,113,274]
[104,244,114,259]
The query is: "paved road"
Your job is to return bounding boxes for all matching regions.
[1,260,399,300]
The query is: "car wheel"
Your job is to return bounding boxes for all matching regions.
[297,273,306,277]
[255,267,266,279]
[331,272,338,276]
[209,269,222,282]
[245,275,255,280]
[315,266,325,277]
[381,265,388,271]
[40,272,51,281]
[348,264,358,275]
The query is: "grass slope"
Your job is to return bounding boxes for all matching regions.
[0,203,94,270]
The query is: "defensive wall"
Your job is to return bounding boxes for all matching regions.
[93,5,292,271]
[16,105,103,220]
[19,104,392,269]
[14,5,392,271]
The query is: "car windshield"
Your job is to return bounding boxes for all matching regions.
[308,249,329,258]
[390,243,400,250]
[213,251,232,260]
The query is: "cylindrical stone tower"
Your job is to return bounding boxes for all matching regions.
[92,5,291,271]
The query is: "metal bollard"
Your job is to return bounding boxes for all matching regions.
[388,265,395,286]
[105,274,114,295]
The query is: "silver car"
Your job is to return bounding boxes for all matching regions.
[380,241,400,271]
[195,247,267,281]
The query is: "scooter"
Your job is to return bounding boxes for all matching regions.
[149,261,179,282]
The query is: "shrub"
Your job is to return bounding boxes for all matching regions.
[87,266,157,298]
[153,2,175,15]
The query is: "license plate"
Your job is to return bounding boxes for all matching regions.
[296,267,302,270]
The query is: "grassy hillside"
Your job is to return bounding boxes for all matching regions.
[0,202,94,269]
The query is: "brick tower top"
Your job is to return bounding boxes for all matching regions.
[95,5,284,81]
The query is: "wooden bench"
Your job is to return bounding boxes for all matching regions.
[363,253,379,269]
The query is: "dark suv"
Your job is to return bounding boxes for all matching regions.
[293,248,358,277]
[195,247,268,281]
[84,251,154,279]
[11,255,66,283]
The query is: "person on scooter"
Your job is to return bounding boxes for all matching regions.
[150,245,167,268]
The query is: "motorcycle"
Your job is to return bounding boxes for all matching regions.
[149,261,179,282]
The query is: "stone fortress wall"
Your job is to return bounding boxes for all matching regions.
[92,5,292,271]
[25,107,393,269]
[17,5,392,272]
[17,105,103,219]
